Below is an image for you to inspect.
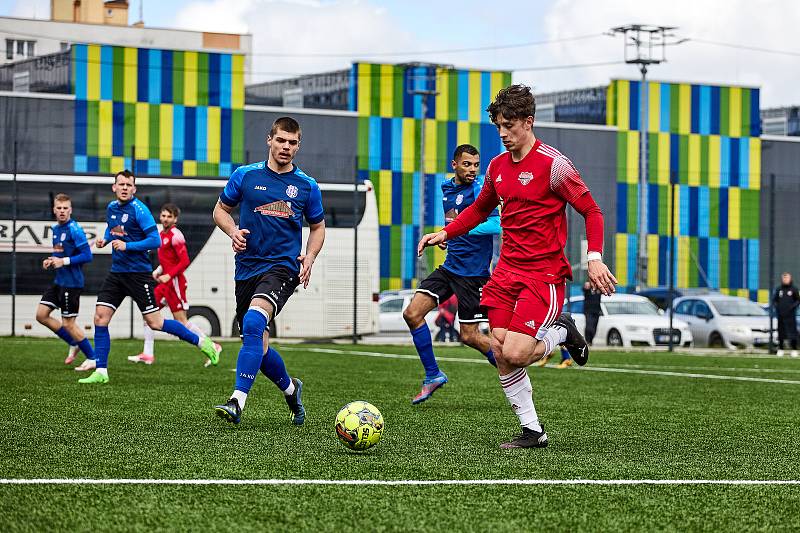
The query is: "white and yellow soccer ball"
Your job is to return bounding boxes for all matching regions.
[334,401,384,451]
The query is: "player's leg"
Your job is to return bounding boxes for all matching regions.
[131,283,167,364]
[138,275,220,365]
[77,303,115,383]
[36,286,78,358]
[777,319,787,356]
[61,288,94,364]
[453,276,496,366]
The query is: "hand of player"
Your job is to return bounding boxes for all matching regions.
[587,260,618,296]
[42,257,53,270]
[418,230,448,256]
[157,274,171,284]
[95,238,107,249]
[111,240,127,251]
[297,254,316,289]
[437,241,448,250]
[230,228,249,253]
[50,257,65,269]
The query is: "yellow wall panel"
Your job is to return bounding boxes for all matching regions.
[379,64,394,117]
[123,47,137,103]
[729,86,742,138]
[401,118,416,173]
[87,45,101,101]
[159,104,173,162]
[615,233,628,286]
[468,71,481,123]
[435,69,449,121]
[728,187,740,239]
[378,169,392,225]
[626,130,639,183]
[206,106,220,163]
[231,55,244,109]
[424,119,437,174]
[647,234,660,286]
[490,72,504,104]
[98,100,112,157]
[184,51,198,107]
[749,137,761,189]
[679,83,691,135]
[183,160,196,177]
[616,80,629,130]
[648,81,661,132]
[657,132,670,184]
[357,63,371,116]
[708,135,721,187]
[135,102,149,156]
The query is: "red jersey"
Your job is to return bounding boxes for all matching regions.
[443,139,603,283]
[158,226,191,279]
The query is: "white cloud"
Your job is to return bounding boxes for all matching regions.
[9,0,49,19]
[174,0,419,82]
[521,0,800,108]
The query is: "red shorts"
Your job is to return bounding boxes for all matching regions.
[154,275,188,313]
[481,267,565,339]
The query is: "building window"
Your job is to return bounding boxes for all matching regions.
[60,42,69,52]
[5,39,12,60]
[16,40,24,56]
[26,41,35,57]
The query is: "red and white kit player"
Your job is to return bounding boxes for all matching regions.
[129,203,219,365]
[419,85,617,449]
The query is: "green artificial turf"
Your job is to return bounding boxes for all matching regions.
[2,338,800,531]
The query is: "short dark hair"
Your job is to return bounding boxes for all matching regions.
[115,169,135,183]
[487,84,536,124]
[452,144,479,161]
[269,116,301,138]
[161,203,180,217]
[53,193,71,204]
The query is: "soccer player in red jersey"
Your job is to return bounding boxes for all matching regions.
[128,203,215,365]
[418,85,617,449]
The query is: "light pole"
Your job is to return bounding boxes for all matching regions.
[407,67,439,285]
[611,25,684,290]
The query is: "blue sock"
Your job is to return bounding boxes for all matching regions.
[411,324,439,379]
[484,349,497,367]
[235,309,268,394]
[94,326,110,369]
[160,319,200,346]
[260,346,292,391]
[77,338,95,360]
[55,327,76,347]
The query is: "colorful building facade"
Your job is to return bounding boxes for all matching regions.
[607,79,765,300]
[71,43,245,177]
[350,62,511,290]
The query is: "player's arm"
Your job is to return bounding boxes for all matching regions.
[550,156,616,295]
[298,182,326,288]
[52,227,93,269]
[162,230,191,280]
[215,169,249,252]
[118,225,160,252]
[418,169,500,254]
[467,211,501,236]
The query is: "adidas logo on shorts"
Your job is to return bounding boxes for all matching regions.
[525,320,536,329]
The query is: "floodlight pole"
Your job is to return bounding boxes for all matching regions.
[408,84,438,285]
[611,25,683,291]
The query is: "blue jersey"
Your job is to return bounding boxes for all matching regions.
[51,219,92,288]
[219,162,325,281]
[104,197,159,273]
[441,175,499,278]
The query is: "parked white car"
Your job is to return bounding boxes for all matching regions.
[567,293,693,348]
[378,290,439,333]
[673,294,775,349]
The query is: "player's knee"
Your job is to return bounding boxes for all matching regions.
[402,306,421,327]
[490,335,504,358]
[459,328,478,347]
[242,309,269,339]
[502,347,528,367]
[35,310,49,324]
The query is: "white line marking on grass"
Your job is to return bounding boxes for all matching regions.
[2,478,800,486]
[282,347,800,385]
[603,363,800,375]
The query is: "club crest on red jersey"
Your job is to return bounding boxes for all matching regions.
[518,172,534,185]
[254,200,295,218]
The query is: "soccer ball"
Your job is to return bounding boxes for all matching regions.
[334,401,384,451]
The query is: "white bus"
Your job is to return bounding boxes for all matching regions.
[0,173,379,339]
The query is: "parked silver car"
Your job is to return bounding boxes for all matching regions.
[673,295,775,349]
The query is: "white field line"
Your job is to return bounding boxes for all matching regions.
[1,478,800,486]
[281,347,800,386]
[600,363,800,375]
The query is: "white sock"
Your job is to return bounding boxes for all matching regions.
[231,389,248,409]
[143,325,155,355]
[499,368,541,432]
[186,322,204,337]
[539,324,567,357]
[283,381,295,396]
[96,368,108,377]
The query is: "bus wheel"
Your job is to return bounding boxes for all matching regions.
[187,307,221,337]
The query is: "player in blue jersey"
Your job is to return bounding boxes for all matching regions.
[403,144,501,404]
[212,116,326,425]
[36,193,96,368]
[78,170,222,384]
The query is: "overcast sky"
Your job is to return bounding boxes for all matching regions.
[4,0,799,108]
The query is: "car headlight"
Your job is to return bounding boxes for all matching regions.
[726,325,751,336]
[625,324,650,332]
